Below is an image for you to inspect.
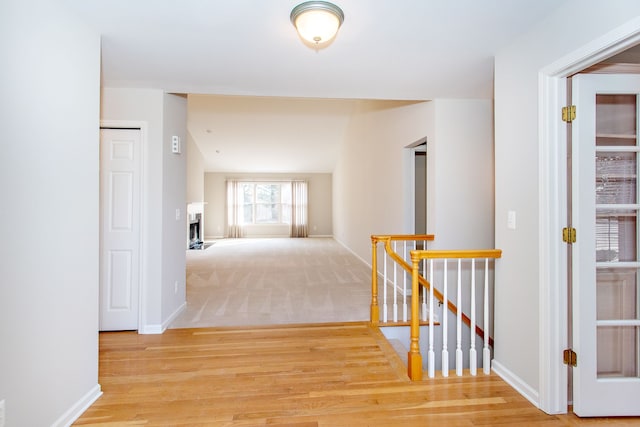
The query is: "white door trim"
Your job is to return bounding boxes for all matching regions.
[100,120,148,333]
[538,17,640,414]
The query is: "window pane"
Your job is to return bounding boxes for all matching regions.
[596,94,637,147]
[596,210,637,262]
[239,184,253,224]
[596,268,638,321]
[596,152,636,205]
[242,204,253,223]
[256,184,280,203]
[281,183,291,224]
[256,203,279,223]
[240,183,253,203]
[281,183,292,204]
[597,325,638,378]
[282,204,291,224]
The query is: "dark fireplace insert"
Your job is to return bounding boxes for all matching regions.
[189,213,203,250]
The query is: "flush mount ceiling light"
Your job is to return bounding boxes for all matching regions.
[290,1,344,46]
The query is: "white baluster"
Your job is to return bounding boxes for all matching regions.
[402,241,408,322]
[421,241,427,321]
[456,259,463,376]
[442,259,449,377]
[470,259,477,376]
[393,241,398,322]
[483,258,491,375]
[428,258,435,378]
[383,248,388,323]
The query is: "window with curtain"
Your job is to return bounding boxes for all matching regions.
[226,180,308,237]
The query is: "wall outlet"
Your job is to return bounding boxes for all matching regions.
[0,399,6,427]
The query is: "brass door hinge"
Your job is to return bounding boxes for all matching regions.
[563,349,577,367]
[562,105,576,122]
[563,227,576,243]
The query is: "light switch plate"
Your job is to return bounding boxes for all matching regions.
[507,210,516,230]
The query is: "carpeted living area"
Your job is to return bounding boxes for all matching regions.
[169,237,372,329]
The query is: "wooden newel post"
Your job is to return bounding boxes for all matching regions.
[370,237,379,325]
[407,251,423,380]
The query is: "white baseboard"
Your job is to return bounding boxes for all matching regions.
[204,235,224,240]
[51,384,102,427]
[334,237,372,269]
[139,323,163,334]
[162,301,187,331]
[205,234,333,240]
[139,302,187,335]
[492,359,540,408]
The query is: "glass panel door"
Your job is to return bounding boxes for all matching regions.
[572,74,640,417]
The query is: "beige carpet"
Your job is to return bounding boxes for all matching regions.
[169,237,372,329]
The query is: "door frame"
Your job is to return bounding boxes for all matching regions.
[403,137,428,234]
[538,19,640,414]
[100,120,148,333]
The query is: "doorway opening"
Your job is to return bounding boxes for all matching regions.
[405,137,428,240]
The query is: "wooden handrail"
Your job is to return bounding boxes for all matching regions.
[372,234,436,242]
[412,249,503,259]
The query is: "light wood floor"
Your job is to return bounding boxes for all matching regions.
[74,322,640,426]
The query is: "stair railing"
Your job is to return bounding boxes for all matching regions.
[407,249,502,381]
[370,235,435,326]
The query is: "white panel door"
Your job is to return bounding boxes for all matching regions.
[100,128,141,331]
[573,74,640,416]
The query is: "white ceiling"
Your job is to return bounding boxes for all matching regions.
[64,0,568,172]
[188,94,362,172]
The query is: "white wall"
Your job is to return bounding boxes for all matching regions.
[187,131,205,204]
[203,172,333,238]
[161,94,188,325]
[333,100,431,262]
[101,88,187,332]
[101,88,164,331]
[332,99,494,265]
[427,99,495,250]
[493,0,640,412]
[204,173,227,238]
[0,1,101,425]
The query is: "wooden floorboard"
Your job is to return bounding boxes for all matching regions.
[74,322,640,426]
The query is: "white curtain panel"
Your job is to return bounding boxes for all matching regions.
[291,180,308,238]
[226,180,245,238]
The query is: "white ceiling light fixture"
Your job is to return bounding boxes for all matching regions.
[290,1,344,46]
